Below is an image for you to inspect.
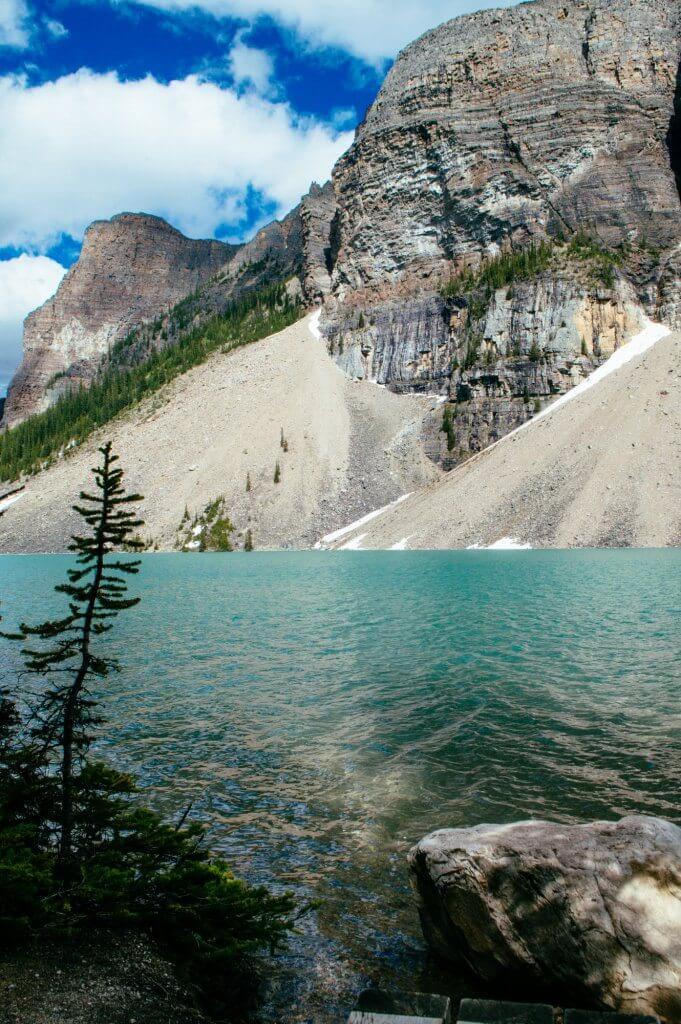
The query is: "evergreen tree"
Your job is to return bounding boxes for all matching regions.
[274,460,281,484]
[0,447,296,1015]
[12,442,144,879]
[246,472,251,492]
[244,529,254,552]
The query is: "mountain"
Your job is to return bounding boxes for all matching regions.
[320,330,681,550]
[1,0,680,550]
[1,182,335,429]
[0,315,440,553]
[2,215,235,428]
[320,0,681,465]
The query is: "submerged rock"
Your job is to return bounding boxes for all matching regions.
[409,816,681,1021]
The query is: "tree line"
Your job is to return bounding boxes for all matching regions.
[0,282,301,484]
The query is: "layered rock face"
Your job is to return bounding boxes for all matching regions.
[2,215,234,428]
[2,182,335,428]
[409,817,681,1020]
[330,0,681,293]
[319,0,681,464]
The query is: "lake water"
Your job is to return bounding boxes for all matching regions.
[1,551,680,1021]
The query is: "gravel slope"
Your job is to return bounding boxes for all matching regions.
[326,332,681,550]
[0,315,441,553]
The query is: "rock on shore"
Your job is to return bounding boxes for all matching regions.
[409,816,681,1021]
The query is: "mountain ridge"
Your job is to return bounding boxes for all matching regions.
[1,0,680,550]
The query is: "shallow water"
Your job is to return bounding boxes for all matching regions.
[1,551,680,1020]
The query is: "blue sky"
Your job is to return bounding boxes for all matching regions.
[0,0,520,394]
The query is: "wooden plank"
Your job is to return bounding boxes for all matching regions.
[458,1000,554,1024]
[348,1013,444,1024]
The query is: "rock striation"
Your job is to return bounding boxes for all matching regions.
[317,0,681,463]
[409,817,681,1021]
[2,215,235,428]
[330,0,681,292]
[2,183,336,428]
[4,0,680,453]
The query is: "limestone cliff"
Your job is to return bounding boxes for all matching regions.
[2,181,336,428]
[2,215,235,428]
[329,0,681,293]
[318,0,681,465]
[4,0,680,456]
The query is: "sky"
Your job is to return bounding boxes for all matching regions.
[0,0,521,395]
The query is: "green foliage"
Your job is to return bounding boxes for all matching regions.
[581,338,588,357]
[274,460,281,484]
[0,708,295,1015]
[463,334,482,370]
[9,443,143,874]
[244,529,254,552]
[441,242,554,300]
[246,472,251,493]
[566,231,623,287]
[357,311,365,329]
[528,341,541,362]
[0,449,296,1016]
[0,282,302,484]
[440,404,457,452]
[178,496,234,552]
[533,398,541,414]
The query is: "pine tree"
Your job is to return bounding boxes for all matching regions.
[274,460,281,484]
[13,442,143,878]
[246,472,251,492]
[0,451,297,1012]
[244,529,254,552]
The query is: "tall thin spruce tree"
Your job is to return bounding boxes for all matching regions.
[15,441,143,876]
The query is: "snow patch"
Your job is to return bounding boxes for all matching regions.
[320,493,412,547]
[308,308,322,341]
[509,320,671,443]
[340,533,367,550]
[0,492,24,514]
[468,537,533,550]
[391,535,413,550]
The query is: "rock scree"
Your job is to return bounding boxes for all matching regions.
[408,816,681,1022]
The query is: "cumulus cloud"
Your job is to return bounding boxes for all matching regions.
[127,0,521,63]
[0,69,353,251]
[0,0,29,47]
[0,255,66,392]
[228,35,276,94]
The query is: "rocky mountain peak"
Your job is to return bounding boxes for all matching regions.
[330,0,681,292]
[1,213,236,428]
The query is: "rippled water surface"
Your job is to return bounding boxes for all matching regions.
[1,551,680,1019]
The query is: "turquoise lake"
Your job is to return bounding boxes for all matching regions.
[1,550,680,1020]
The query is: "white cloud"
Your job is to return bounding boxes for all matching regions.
[0,0,29,47]
[228,35,276,94]
[0,255,67,392]
[125,0,522,63]
[0,69,353,251]
[45,18,69,38]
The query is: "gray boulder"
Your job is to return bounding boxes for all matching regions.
[408,817,681,1021]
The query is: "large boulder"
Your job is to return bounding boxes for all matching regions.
[408,817,681,1021]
